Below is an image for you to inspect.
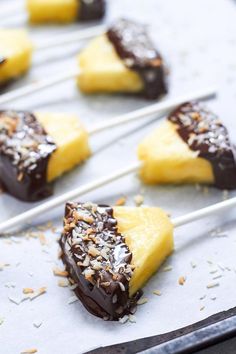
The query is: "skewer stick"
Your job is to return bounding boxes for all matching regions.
[0,160,235,233]
[172,197,236,227]
[0,68,80,106]
[0,163,140,234]
[35,25,105,51]
[0,63,216,108]
[88,87,217,135]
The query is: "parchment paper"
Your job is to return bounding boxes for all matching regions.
[1,0,236,353]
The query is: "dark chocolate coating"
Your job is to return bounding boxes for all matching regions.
[60,202,139,320]
[79,0,106,21]
[168,101,236,189]
[107,18,168,100]
[0,110,57,201]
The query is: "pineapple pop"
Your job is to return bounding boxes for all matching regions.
[60,202,173,320]
[26,0,106,23]
[138,102,236,189]
[0,29,33,85]
[78,18,168,100]
[0,110,90,201]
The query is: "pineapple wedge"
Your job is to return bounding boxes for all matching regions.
[78,18,167,99]
[138,101,236,189]
[60,202,173,320]
[0,111,90,201]
[113,206,174,296]
[0,30,33,84]
[138,120,214,185]
[36,112,91,182]
[26,0,106,23]
[26,0,79,23]
[78,35,144,94]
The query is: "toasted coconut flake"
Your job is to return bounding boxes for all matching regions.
[178,276,186,285]
[207,282,220,289]
[137,297,148,305]
[134,194,144,206]
[119,315,129,324]
[88,246,100,257]
[58,279,69,287]
[23,288,34,294]
[30,287,47,300]
[162,265,173,272]
[115,196,126,206]
[200,306,205,311]
[129,314,136,323]
[53,267,68,277]
[21,349,37,354]
[153,290,162,296]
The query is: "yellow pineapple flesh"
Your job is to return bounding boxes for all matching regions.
[36,112,91,182]
[0,30,33,84]
[138,121,214,185]
[26,0,79,23]
[113,206,174,296]
[78,35,144,94]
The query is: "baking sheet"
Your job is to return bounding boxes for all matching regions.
[1,0,236,353]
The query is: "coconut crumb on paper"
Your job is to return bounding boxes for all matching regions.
[30,287,47,301]
[23,288,34,294]
[53,267,68,277]
[129,314,136,323]
[0,262,10,270]
[33,320,43,328]
[162,265,173,272]
[137,297,148,305]
[178,276,186,285]
[119,315,129,324]
[207,282,220,289]
[115,196,126,206]
[21,349,37,354]
[134,194,144,206]
[190,261,197,269]
[58,279,69,287]
[153,290,162,296]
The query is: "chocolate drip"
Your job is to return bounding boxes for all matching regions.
[107,18,168,100]
[0,110,57,201]
[79,0,106,21]
[60,202,139,320]
[168,102,236,189]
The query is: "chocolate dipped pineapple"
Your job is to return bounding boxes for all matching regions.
[0,111,90,201]
[0,30,33,85]
[26,0,106,23]
[60,202,173,320]
[138,102,236,189]
[78,18,168,99]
